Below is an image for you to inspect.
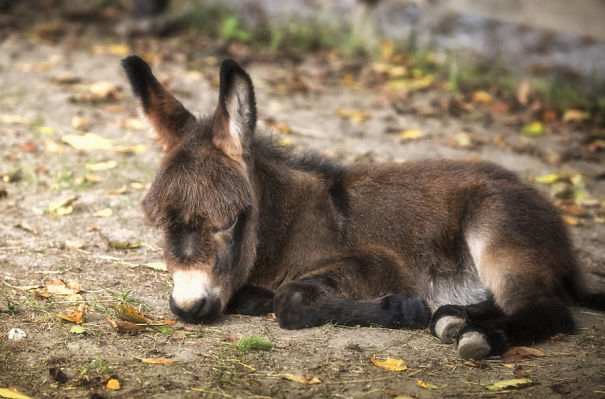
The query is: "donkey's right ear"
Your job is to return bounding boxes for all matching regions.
[122,56,195,151]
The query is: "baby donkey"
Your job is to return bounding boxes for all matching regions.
[122,56,604,359]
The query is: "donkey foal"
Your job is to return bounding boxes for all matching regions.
[122,56,604,359]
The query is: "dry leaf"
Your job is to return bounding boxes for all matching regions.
[106,378,120,391]
[485,378,534,391]
[399,129,423,140]
[472,90,492,104]
[521,121,545,136]
[46,279,80,295]
[114,144,148,154]
[65,240,86,249]
[45,139,64,153]
[371,354,407,371]
[93,208,113,217]
[121,117,146,130]
[516,80,531,105]
[0,387,35,399]
[86,160,117,171]
[141,358,174,364]
[62,133,113,151]
[513,366,530,378]
[71,116,90,130]
[0,114,30,125]
[37,126,54,135]
[416,380,438,389]
[282,373,321,384]
[48,195,78,216]
[106,317,147,334]
[57,304,85,324]
[335,108,371,124]
[502,346,545,361]
[563,215,580,226]
[114,303,147,324]
[562,109,589,123]
[143,262,167,271]
[224,333,238,343]
[109,240,141,250]
[130,182,145,190]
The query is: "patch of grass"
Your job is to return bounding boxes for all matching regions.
[2,298,29,315]
[79,358,111,382]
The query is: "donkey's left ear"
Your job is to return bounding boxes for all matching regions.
[212,59,257,160]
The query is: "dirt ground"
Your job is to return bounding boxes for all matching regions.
[1,12,605,399]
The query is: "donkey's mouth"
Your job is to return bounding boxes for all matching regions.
[169,296,221,324]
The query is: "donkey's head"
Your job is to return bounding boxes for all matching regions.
[122,56,259,323]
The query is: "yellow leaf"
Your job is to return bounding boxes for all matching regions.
[106,378,120,391]
[56,304,85,324]
[130,182,145,190]
[562,215,579,226]
[532,173,562,185]
[141,358,174,364]
[562,109,589,123]
[84,173,101,183]
[485,378,533,391]
[371,354,407,371]
[114,303,147,324]
[62,133,113,151]
[282,373,321,384]
[48,195,78,216]
[399,129,423,140]
[89,81,119,98]
[472,90,493,104]
[93,208,113,217]
[37,126,54,135]
[114,143,148,154]
[0,387,35,399]
[521,121,545,136]
[0,114,30,125]
[71,116,90,130]
[105,43,130,57]
[416,380,438,389]
[45,139,64,153]
[143,262,167,271]
[86,160,117,171]
[108,185,127,195]
[121,117,147,130]
[335,108,371,124]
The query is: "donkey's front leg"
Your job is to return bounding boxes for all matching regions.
[274,275,431,330]
[226,285,275,316]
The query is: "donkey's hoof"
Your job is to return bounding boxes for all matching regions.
[457,330,491,360]
[433,315,466,344]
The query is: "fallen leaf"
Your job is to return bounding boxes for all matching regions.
[37,126,54,135]
[106,378,120,391]
[399,129,423,140]
[130,182,145,190]
[45,139,64,153]
[335,108,371,124]
[502,346,545,361]
[19,141,38,153]
[106,317,147,334]
[371,354,407,371]
[472,90,492,104]
[141,358,174,364]
[0,388,35,399]
[416,380,438,389]
[562,215,580,226]
[558,202,586,217]
[521,121,545,136]
[224,333,238,343]
[114,144,149,154]
[236,336,274,351]
[485,378,534,391]
[513,366,530,378]
[14,222,38,235]
[114,303,147,324]
[84,173,101,183]
[93,208,113,217]
[70,325,85,334]
[46,279,81,295]
[86,160,117,171]
[562,109,589,123]
[121,117,146,130]
[57,304,85,324]
[0,114,30,125]
[143,262,167,271]
[532,173,563,185]
[282,373,321,384]
[109,240,141,250]
[62,133,113,151]
[71,116,90,130]
[516,80,531,105]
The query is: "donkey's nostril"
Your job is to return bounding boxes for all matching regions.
[169,295,221,323]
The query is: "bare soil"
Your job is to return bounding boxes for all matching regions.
[1,13,604,399]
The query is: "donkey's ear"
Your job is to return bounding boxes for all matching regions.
[122,56,196,151]
[212,59,256,160]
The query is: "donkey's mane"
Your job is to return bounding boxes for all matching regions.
[250,132,345,180]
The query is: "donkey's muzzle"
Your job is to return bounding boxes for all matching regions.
[169,295,221,323]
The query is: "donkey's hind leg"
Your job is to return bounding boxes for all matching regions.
[273,248,431,330]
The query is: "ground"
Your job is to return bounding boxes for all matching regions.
[1,13,605,399]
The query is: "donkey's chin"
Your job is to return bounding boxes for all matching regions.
[169,296,222,324]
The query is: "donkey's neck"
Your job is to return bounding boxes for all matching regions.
[248,134,347,286]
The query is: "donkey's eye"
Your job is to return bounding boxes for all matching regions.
[214,215,238,233]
